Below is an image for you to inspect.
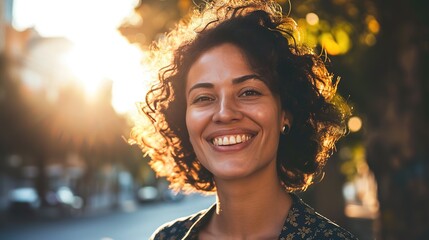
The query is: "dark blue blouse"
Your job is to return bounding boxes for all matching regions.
[150,193,358,240]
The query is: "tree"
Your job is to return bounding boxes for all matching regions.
[362,1,429,239]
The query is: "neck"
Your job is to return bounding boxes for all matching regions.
[207,165,292,239]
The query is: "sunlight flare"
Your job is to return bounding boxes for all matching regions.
[13,0,147,114]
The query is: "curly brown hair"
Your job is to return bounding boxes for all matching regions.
[130,0,351,193]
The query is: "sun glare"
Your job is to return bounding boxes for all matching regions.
[62,32,147,114]
[63,45,105,98]
[13,0,146,115]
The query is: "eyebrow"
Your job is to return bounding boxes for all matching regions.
[187,74,262,95]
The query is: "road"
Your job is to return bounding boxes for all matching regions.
[0,194,216,240]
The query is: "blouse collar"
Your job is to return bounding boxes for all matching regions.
[181,193,303,239]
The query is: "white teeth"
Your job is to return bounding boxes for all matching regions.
[212,134,252,146]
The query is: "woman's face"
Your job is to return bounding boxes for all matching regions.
[185,43,288,181]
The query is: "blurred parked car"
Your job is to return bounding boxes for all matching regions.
[45,186,83,216]
[8,187,40,215]
[136,178,184,203]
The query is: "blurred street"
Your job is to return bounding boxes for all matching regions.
[0,194,216,240]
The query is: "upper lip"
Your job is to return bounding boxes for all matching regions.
[206,128,258,142]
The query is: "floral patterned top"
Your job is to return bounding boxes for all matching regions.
[150,193,358,240]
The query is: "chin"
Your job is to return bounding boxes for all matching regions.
[211,167,253,181]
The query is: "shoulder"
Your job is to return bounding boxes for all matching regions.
[281,194,359,240]
[306,209,358,240]
[149,208,207,240]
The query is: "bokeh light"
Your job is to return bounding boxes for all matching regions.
[306,12,319,26]
[348,116,363,132]
[320,28,351,55]
[366,15,380,34]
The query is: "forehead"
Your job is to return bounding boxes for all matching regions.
[186,44,252,86]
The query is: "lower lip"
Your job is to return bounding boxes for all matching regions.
[210,137,254,152]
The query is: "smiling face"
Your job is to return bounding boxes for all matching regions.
[185,43,289,181]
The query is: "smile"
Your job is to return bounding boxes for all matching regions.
[212,134,253,146]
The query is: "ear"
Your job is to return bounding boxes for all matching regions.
[281,110,293,129]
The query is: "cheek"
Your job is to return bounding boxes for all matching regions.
[185,110,195,139]
[185,109,206,143]
[252,105,283,129]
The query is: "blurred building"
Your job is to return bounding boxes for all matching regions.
[0,0,138,218]
[0,0,14,51]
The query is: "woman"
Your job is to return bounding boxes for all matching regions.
[131,0,357,239]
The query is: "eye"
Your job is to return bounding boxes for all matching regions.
[240,89,262,97]
[192,95,214,104]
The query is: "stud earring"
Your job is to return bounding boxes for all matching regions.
[281,125,290,135]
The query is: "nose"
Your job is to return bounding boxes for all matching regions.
[212,96,243,123]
